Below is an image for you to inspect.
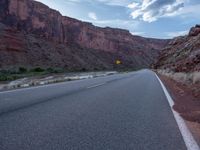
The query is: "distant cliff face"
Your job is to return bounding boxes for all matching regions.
[154,25,200,72]
[0,0,169,70]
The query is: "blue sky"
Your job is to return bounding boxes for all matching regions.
[35,0,200,39]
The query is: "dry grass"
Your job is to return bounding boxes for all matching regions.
[157,69,200,84]
[192,72,200,84]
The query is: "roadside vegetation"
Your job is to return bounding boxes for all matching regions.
[0,65,141,82]
[0,67,65,82]
[157,69,200,84]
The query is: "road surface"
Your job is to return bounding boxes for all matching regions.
[0,70,187,150]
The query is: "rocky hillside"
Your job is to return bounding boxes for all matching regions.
[0,0,168,71]
[154,25,200,72]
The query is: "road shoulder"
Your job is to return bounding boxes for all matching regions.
[158,74,200,149]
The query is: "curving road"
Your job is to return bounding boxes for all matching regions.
[0,70,187,150]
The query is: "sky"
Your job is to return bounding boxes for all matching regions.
[35,0,200,39]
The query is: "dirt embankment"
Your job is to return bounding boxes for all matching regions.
[159,74,200,144]
[159,74,200,122]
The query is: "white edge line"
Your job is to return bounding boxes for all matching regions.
[155,73,200,150]
[87,83,106,89]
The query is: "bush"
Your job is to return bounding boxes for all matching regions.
[46,68,54,73]
[0,75,7,81]
[54,68,65,73]
[32,67,45,72]
[19,67,27,73]
[81,68,87,72]
[0,75,18,81]
[46,68,64,73]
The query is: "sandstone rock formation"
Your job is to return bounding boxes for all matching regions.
[189,25,200,36]
[154,25,200,72]
[0,0,169,71]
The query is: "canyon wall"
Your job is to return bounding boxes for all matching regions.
[0,0,169,70]
[154,25,200,72]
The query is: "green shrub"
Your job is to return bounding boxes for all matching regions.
[81,68,87,72]
[19,67,27,73]
[46,68,54,73]
[32,67,45,72]
[0,75,7,81]
[0,75,19,81]
[50,68,64,73]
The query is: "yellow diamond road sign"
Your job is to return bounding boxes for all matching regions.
[115,60,121,65]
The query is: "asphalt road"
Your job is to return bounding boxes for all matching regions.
[0,69,187,150]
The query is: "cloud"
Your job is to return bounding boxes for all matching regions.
[88,12,98,20]
[166,30,188,38]
[128,0,184,22]
[67,0,81,2]
[95,0,131,6]
[130,31,145,36]
[83,19,140,31]
[64,0,131,6]
[178,4,200,17]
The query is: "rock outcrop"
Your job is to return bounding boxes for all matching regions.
[154,25,200,72]
[189,25,200,36]
[0,0,169,71]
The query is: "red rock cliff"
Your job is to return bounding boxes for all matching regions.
[154,25,200,72]
[0,0,169,70]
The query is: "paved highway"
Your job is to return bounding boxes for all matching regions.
[0,70,187,150]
